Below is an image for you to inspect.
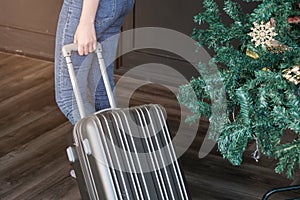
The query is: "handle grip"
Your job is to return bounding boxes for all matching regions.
[62,42,116,119]
[62,43,78,57]
[62,43,103,57]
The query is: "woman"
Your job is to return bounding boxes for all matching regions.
[55,0,134,124]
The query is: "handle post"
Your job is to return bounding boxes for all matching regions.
[62,47,86,119]
[95,44,117,109]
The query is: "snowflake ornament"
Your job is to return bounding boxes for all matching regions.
[248,21,277,47]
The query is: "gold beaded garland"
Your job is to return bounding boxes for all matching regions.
[282,66,300,85]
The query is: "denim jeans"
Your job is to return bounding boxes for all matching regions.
[55,0,134,124]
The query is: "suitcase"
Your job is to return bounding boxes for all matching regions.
[63,43,190,200]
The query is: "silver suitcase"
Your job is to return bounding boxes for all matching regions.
[63,43,190,200]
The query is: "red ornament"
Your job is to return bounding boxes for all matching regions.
[288,16,300,24]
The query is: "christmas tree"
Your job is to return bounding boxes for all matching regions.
[177,0,300,178]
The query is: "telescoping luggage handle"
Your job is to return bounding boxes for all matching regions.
[62,43,117,119]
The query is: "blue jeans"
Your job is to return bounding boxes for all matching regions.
[55,0,134,124]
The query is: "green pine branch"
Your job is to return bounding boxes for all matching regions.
[178,0,300,178]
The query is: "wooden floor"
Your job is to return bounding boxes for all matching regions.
[0,51,299,200]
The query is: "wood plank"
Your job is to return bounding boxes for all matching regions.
[0,78,55,137]
[0,108,67,157]
[33,177,80,200]
[0,123,72,198]
[0,154,74,200]
[0,61,52,102]
[0,53,50,79]
[0,56,57,142]
[181,154,300,200]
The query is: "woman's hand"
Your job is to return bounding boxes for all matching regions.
[74,21,97,56]
[73,0,100,56]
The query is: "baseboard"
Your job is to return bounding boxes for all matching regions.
[0,26,55,61]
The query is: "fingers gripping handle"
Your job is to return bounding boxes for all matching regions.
[62,43,117,120]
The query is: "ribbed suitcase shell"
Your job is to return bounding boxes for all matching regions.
[72,104,189,200]
[63,43,190,200]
